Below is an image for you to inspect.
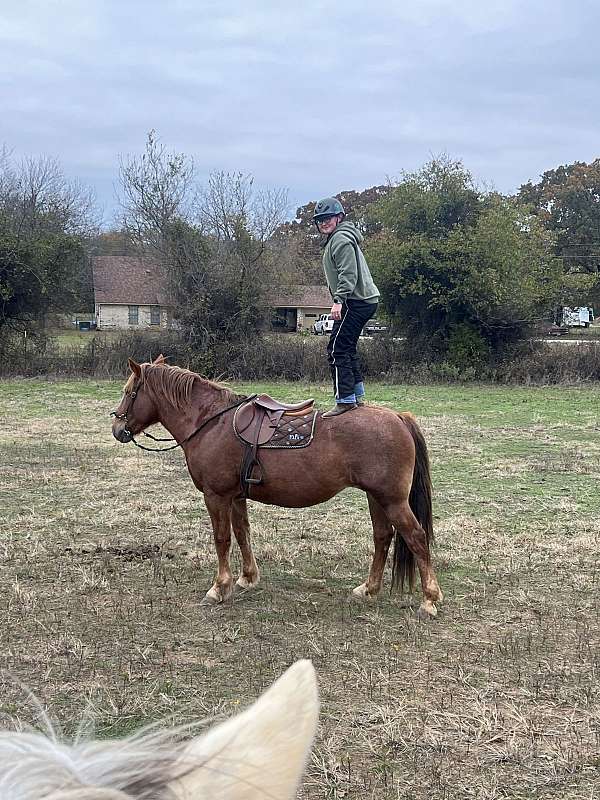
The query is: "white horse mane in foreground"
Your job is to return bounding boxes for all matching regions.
[0,660,318,800]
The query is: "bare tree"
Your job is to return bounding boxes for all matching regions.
[196,171,289,288]
[117,133,290,344]
[3,155,99,239]
[198,171,288,241]
[118,130,194,254]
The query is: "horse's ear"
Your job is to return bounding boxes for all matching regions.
[128,358,142,377]
[169,660,318,800]
[153,353,166,364]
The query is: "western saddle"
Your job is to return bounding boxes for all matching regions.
[234,393,315,494]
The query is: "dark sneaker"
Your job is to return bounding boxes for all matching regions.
[322,403,358,418]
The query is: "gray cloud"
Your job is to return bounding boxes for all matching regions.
[1,0,598,222]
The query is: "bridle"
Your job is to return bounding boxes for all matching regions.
[110,381,255,453]
[110,386,139,424]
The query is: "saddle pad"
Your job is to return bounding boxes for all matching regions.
[262,408,317,449]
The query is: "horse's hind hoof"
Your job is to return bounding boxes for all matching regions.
[200,588,222,606]
[234,576,260,594]
[199,595,219,607]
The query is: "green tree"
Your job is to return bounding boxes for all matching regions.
[0,233,85,332]
[0,151,95,333]
[517,159,600,305]
[371,158,480,240]
[518,160,600,274]
[446,200,562,345]
[367,158,562,352]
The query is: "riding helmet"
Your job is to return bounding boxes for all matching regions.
[312,197,345,222]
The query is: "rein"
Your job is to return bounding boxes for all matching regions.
[112,389,256,453]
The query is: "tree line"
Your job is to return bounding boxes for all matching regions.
[2,133,600,363]
[0,147,97,336]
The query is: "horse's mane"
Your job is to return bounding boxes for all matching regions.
[0,722,195,800]
[125,364,239,411]
[0,661,318,800]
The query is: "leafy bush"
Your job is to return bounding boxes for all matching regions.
[366,157,563,351]
[447,323,490,371]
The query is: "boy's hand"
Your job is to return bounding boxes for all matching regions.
[331,302,343,321]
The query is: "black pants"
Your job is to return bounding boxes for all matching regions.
[327,300,378,400]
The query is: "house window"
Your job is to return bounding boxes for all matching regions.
[128,305,139,325]
[150,306,161,326]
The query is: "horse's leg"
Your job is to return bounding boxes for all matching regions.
[231,497,260,592]
[389,501,443,619]
[353,492,394,600]
[201,492,235,605]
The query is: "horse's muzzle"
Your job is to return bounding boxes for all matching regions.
[113,426,133,444]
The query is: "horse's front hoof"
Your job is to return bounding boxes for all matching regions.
[416,601,438,620]
[352,583,376,601]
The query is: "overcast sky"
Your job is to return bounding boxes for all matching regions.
[1,0,599,224]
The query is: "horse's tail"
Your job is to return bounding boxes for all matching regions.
[392,412,434,593]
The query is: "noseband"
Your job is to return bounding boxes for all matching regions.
[110,385,139,440]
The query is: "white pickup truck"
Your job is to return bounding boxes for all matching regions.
[313,313,334,335]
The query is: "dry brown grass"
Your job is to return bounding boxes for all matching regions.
[1,379,599,799]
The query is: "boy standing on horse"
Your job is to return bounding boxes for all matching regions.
[312,197,380,417]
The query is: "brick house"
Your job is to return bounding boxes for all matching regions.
[92,258,331,333]
[92,256,173,330]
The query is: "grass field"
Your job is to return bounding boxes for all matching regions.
[1,378,599,799]
[47,329,152,348]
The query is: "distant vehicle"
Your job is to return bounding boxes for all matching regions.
[73,317,97,331]
[559,306,594,328]
[363,319,388,335]
[545,306,595,336]
[313,313,334,335]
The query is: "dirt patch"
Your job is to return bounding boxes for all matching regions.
[63,544,177,561]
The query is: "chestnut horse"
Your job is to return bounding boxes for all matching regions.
[111,357,443,619]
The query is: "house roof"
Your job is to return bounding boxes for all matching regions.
[263,285,331,309]
[92,259,329,311]
[92,256,173,306]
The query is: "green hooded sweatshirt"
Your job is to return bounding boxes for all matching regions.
[322,221,380,304]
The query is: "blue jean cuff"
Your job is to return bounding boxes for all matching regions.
[336,394,357,404]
